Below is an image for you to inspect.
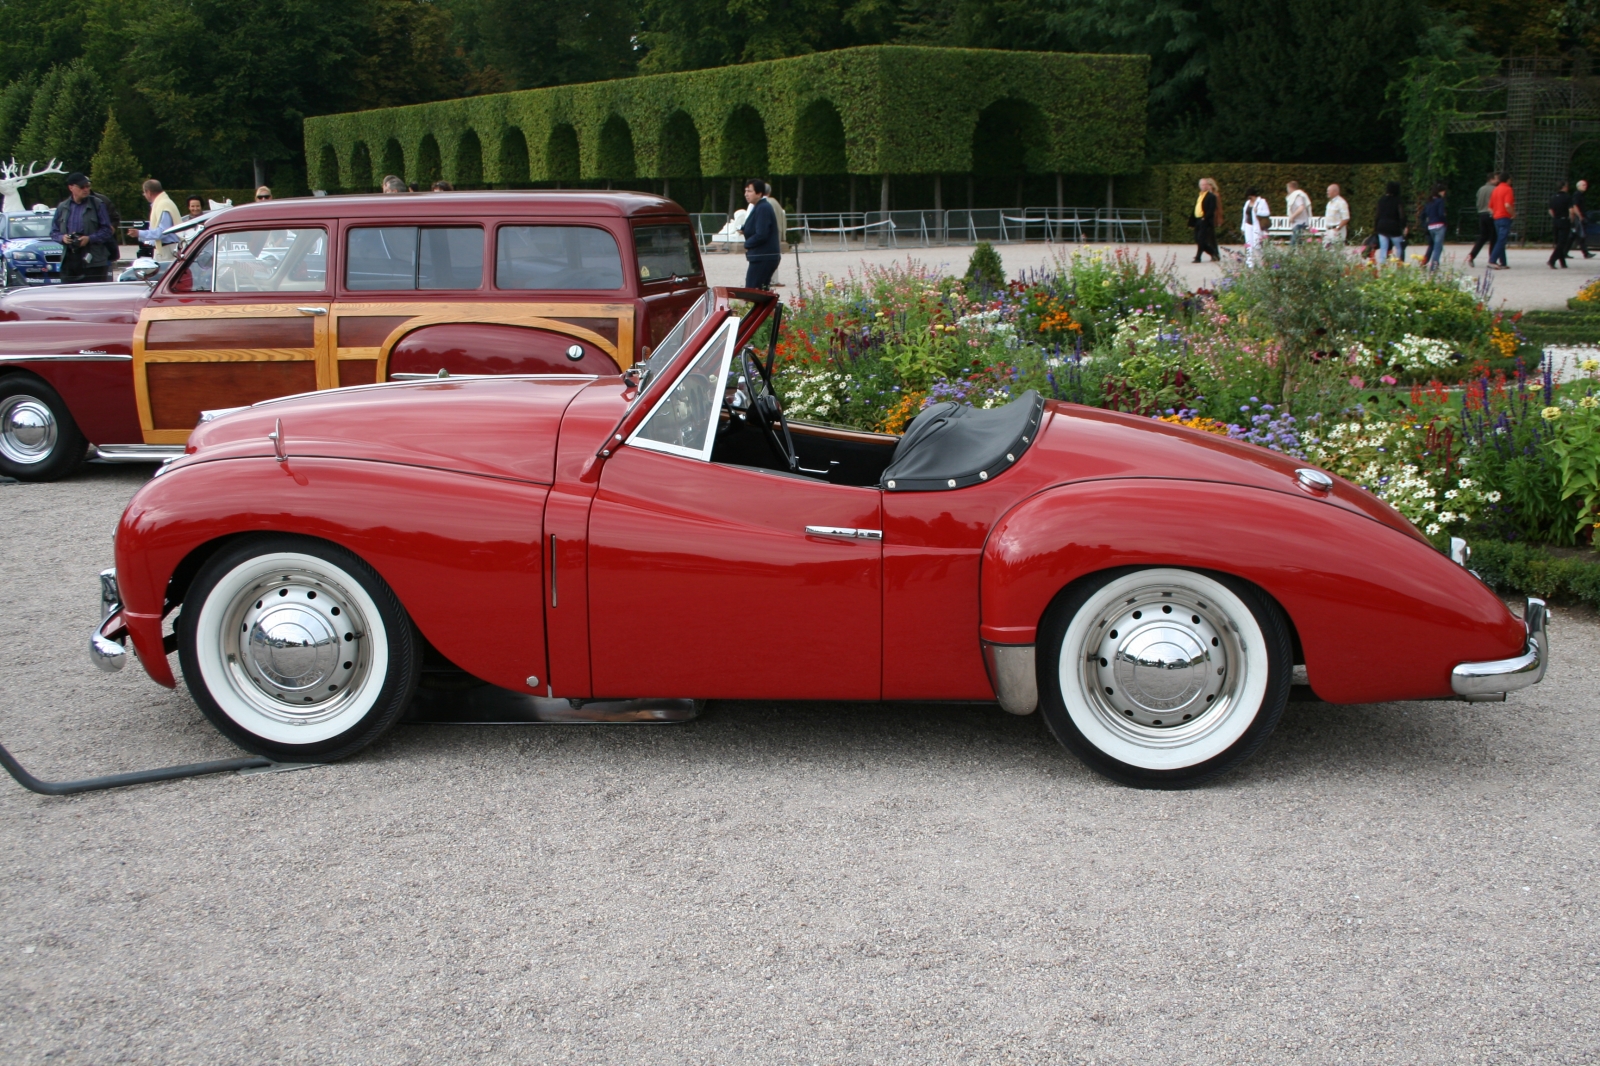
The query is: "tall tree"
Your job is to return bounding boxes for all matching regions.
[89,109,143,219]
[445,0,639,87]
[12,64,65,170]
[0,73,38,159]
[636,0,896,72]
[42,59,107,172]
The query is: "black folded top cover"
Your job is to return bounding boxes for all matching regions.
[879,390,1044,491]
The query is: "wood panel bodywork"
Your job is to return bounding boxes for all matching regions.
[133,304,331,444]
[332,302,636,385]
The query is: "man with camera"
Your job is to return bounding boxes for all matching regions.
[49,172,116,283]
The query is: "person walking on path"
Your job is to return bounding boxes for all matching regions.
[1574,179,1594,259]
[1241,186,1272,266]
[1548,182,1574,269]
[49,172,115,284]
[1374,181,1407,265]
[1489,174,1515,269]
[1420,184,1448,270]
[1323,184,1350,246]
[737,178,781,290]
[128,179,182,263]
[1285,181,1312,244]
[1190,177,1221,263]
[1467,173,1498,266]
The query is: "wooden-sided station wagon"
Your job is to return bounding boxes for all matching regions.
[0,191,707,480]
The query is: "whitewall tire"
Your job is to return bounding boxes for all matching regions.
[178,536,419,762]
[1037,567,1292,788]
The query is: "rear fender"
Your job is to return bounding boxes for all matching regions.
[980,479,1525,703]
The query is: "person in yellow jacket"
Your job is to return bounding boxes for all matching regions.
[130,179,184,262]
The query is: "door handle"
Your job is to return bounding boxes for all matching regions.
[295,306,328,315]
[805,526,882,540]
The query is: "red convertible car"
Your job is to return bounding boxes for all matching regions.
[91,289,1548,787]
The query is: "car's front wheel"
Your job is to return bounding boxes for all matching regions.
[1038,567,1292,788]
[178,536,420,762]
[0,374,86,481]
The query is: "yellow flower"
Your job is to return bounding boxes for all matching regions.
[1541,406,1562,421]
[1583,359,1600,373]
[1581,395,1599,409]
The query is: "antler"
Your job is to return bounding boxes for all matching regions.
[0,158,64,181]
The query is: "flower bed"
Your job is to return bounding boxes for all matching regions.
[771,244,1600,563]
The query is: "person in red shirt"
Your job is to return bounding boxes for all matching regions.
[1489,174,1515,269]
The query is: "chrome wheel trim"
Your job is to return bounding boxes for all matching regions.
[192,551,390,746]
[1058,569,1268,771]
[0,394,58,465]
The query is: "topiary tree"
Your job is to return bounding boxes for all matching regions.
[90,109,143,222]
[963,241,1005,296]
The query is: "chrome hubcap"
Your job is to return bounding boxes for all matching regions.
[1082,584,1242,740]
[0,395,57,464]
[221,568,370,724]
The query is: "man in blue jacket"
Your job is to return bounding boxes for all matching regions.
[737,179,781,289]
[50,173,116,283]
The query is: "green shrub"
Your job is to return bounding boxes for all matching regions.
[963,242,1005,295]
[1463,540,1600,610]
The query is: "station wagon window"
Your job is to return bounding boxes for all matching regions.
[633,224,701,282]
[169,227,328,293]
[629,317,737,462]
[495,225,623,290]
[345,226,484,290]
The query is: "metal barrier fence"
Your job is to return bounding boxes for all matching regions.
[692,208,1163,250]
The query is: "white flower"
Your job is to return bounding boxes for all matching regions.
[1486,491,1502,503]
[1426,523,1441,535]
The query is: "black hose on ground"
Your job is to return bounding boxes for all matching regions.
[0,739,270,796]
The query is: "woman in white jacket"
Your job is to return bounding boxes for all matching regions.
[1241,186,1272,267]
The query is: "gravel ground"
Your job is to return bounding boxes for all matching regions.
[2,465,1598,1065]
[704,241,1599,312]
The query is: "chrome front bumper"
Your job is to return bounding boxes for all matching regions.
[1451,598,1547,702]
[89,567,128,672]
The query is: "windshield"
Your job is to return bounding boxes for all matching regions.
[6,216,52,239]
[633,292,712,399]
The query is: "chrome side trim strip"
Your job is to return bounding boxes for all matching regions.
[1451,598,1547,699]
[1,353,132,363]
[982,641,1038,715]
[90,444,186,463]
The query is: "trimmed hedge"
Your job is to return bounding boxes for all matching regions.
[304,46,1148,191]
[1147,163,1409,245]
[1466,541,1600,612]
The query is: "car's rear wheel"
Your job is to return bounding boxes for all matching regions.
[1037,567,1291,789]
[178,536,419,762]
[0,374,86,482]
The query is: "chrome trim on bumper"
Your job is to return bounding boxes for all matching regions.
[982,641,1038,715]
[1451,598,1547,700]
[89,567,127,672]
[90,444,185,463]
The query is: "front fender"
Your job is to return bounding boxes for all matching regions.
[980,479,1525,703]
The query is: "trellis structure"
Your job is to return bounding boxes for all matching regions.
[302,46,1148,204]
[1452,55,1600,242]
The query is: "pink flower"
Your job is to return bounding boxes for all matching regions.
[1380,375,1397,385]
[1349,375,1365,388]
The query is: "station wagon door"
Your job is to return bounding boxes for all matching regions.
[133,225,332,445]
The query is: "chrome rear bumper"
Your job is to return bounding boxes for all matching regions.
[1451,598,1547,701]
[89,567,128,672]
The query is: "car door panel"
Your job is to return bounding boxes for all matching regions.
[588,447,882,699]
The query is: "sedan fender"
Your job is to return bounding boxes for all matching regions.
[979,478,1527,705]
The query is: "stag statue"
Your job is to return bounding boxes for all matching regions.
[0,158,66,214]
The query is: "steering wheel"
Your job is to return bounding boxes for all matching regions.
[726,344,797,472]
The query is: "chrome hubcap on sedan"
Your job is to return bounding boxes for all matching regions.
[220,567,371,724]
[1081,583,1244,745]
[0,395,56,464]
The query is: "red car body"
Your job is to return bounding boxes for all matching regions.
[0,192,704,473]
[106,286,1535,711]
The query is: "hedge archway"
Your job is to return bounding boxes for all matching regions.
[417,133,443,184]
[317,144,340,190]
[547,123,580,182]
[381,138,405,184]
[792,99,847,174]
[350,141,374,189]
[720,105,768,178]
[659,110,701,178]
[499,127,529,185]
[971,98,1047,177]
[596,114,636,180]
[453,130,483,186]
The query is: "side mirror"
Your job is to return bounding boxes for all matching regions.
[128,257,161,280]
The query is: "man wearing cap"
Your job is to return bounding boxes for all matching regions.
[50,172,116,283]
